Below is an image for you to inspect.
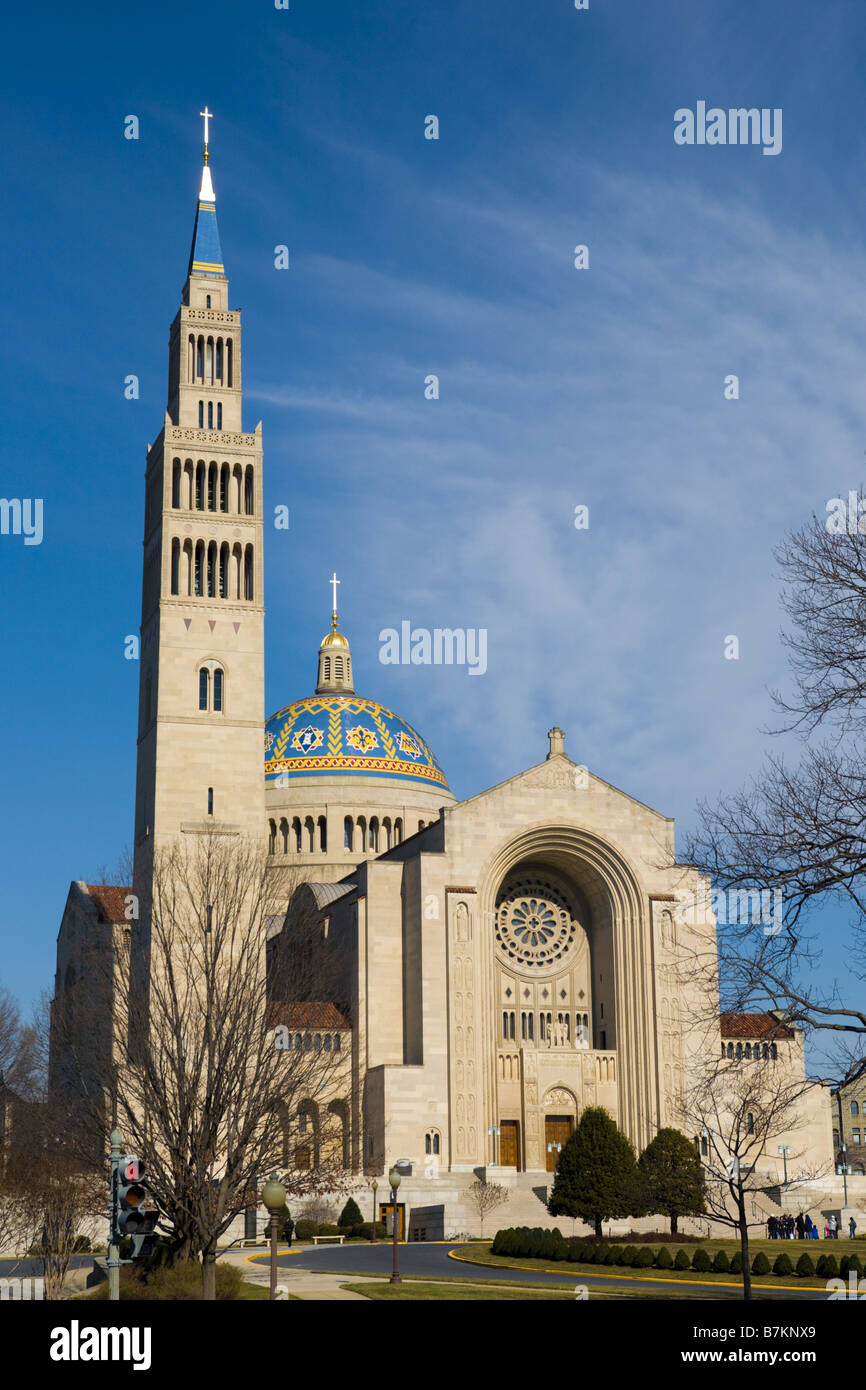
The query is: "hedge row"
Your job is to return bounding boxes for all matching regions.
[490,1228,863,1279]
[293,1219,387,1241]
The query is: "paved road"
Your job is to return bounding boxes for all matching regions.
[264,1243,826,1298]
[0,1255,93,1279]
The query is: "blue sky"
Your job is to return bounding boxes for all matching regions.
[1,0,865,1024]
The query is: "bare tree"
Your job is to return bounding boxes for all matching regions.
[680,1054,827,1300]
[681,505,866,1084]
[55,832,352,1298]
[467,1177,510,1238]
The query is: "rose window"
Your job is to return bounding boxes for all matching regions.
[495,877,579,969]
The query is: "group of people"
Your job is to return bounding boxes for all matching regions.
[767,1212,857,1240]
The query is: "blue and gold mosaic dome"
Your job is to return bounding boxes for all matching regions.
[264,695,450,791]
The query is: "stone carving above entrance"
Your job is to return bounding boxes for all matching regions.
[543,1087,576,1109]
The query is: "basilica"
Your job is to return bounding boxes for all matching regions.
[49,128,840,1239]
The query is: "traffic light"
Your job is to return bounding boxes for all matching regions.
[117,1156,159,1260]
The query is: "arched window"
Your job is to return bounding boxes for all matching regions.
[314,1034,322,1053]
[195,462,205,510]
[727,1043,734,1059]
[425,1130,440,1156]
[334,1033,341,1051]
[213,668,223,712]
[305,817,315,852]
[232,544,242,600]
[383,817,392,850]
[220,463,229,512]
[344,816,353,851]
[207,541,217,597]
[280,818,288,854]
[318,816,327,852]
[196,336,204,379]
[323,1035,331,1051]
[198,400,204,428]
[701,1134,708,1156]
[268,820,277,854]
[244,466,254,515]
[770,1043,777,1060]
[369,817,379,851]
[217,402,222,429]
[735,1043,743,1060]
[394,818,402,844]
[233,465,243,513]
[762,1044,769,1059]
[227,338,233,387]
[215,338,223,382]
[292,818,302,853]
[303,1034,312,1052]
[852,1101,860,1116]
[208,462,217,510]
[206,336,214,383]
[170,538,180,595]
[746,1112,755,1134]
[207,786,214,816]
[206,295,211,309]
[244,545,254,600]
[188,334,195,382]
[324,656,331,681]
[172,460,181,507]
[183,539,193,595]
[198,667,209,710]
[744,1044,752,1059]
[207,401,213,430]
[219,542,229,598]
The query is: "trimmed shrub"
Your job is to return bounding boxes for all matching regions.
[294,1219,317,1241]
[691,1248,711,1272]
[674,1249,691,1270]
[772,1252,793,1276]
[317,1223,339,1237]
[849,1253,863,1278]
[729,1251,743,1274]
[618,1245,637,1266]
[839,1254,862,1279]
[712,1249,730,1273]
[751,1251,770,1275]
[604,1245,620,1265]
[634,1246,655,1268]
[339,1198,364,1229]
[655,1246,673,1269]
[816,1253,838,1278]
[357,1222,387,1241]
[795,1252,815,1278]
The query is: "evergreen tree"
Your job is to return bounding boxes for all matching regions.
[338,1197,364,1229]
[638,1127,706,1234]
[547,1106,640,1238]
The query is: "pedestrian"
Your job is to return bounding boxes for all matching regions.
[829,1214,838,1240]
[804,1213,814,1239]
[795,1212,805,1240]
[285,1217,294,1248]
[767,1216,777,1239]
[849,1216,857,1240]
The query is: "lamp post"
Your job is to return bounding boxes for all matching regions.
[777,1145,790,1186]
[547,1141,562,1174]
[371,1179,379,1242]
[388,1165,402,1285]
[839,1144,851,1208]
[262,1172,286,1301]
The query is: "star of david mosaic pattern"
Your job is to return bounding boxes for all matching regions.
[264,694,449,789]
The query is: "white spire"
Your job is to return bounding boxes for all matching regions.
[199,163,215,201]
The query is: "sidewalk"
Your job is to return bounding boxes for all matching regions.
[222,1248,369,1301]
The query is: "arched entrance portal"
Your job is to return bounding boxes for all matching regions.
[479,826,654,1170]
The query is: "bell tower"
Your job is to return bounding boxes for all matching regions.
[133,112,265,885]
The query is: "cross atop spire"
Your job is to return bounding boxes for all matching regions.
[200,105,214,161]
[187,108,225,282]
[330,571,341,627]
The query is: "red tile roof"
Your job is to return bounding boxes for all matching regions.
[720,1011,795,1040]
[85,884,132,924]
[267,1002,349,1030]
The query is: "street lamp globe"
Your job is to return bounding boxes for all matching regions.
[262,1172,286,1212]
[388,1165,401,1190]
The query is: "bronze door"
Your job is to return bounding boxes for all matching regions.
[545,1115,573,1171]
[500,1120,520,1168]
